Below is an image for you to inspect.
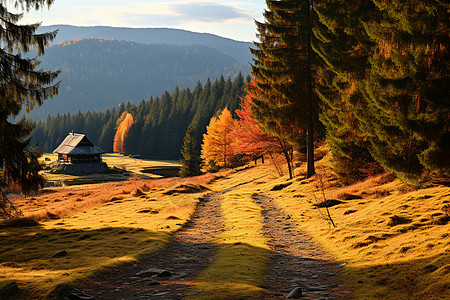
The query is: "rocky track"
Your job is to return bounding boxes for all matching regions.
[73,192,224,300]
[72,191,352,299]
[253,193,352,299]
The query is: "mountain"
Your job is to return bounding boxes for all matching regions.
[39,25,253,65]
[26,32,250,121]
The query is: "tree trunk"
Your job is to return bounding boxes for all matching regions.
[305,0,315,178]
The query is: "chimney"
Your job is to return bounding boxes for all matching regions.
[71,130,74,135]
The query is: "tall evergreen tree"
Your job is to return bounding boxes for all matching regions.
[251,0,318,178]
[360,0,449,180]
[179,124,202,177]
[0,0,59,213]
[314,0,380,181]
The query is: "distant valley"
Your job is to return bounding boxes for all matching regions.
[27,25,252,120]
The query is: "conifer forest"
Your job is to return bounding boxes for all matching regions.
[32,0,448,182]
[1,1,450,300]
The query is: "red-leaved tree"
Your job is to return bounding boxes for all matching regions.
[233,80,295,178]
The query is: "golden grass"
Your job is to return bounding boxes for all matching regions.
[0,178,206,299]
[186,191,270,299]
[39,153,181,185]
[4,148,449,299]
[228,144,450,300]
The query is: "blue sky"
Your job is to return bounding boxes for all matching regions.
[18,0,266,42]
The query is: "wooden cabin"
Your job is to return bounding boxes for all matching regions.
[53,131,105,164]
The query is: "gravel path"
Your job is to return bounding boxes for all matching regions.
[253,193,352,300]
[73,191,224,300]
[71,190,352,299]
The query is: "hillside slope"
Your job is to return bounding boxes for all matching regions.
[39,25,253,64]
[27,38,248,121]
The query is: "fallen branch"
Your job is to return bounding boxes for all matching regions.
[0,188,23,219]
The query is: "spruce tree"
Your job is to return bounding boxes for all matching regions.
[314,0,380,181]
[180,125,202,177]
[360,0,449,180]
[251,0,317,178]
[0,0,59,216]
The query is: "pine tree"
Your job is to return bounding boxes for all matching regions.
[251,0,317,178]
[360,0,449,180]
[0,0,60,216]
[314,0,381,181]
[180,125,202,177]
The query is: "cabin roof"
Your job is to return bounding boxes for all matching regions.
[53,132,105,155]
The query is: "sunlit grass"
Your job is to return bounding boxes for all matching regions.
[0,184,201,299]
[186,191,270,299]
[241,144,450,300]
[39,153,181,185]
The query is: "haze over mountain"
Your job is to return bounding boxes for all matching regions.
[39,25,253,65]
[27,26,252,121]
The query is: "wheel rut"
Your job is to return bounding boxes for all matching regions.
[253,193,353,300]
[74,191,224,300]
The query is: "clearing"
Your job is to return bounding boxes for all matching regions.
[1,148,449,299]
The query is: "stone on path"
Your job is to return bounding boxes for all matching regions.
[286,287,302,298]
[136,268,168,277]
[68,291,94,300]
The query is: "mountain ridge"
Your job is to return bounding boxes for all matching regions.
[25,26,252,121]
[38,25,253,64]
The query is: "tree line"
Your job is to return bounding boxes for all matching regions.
[243,0,448,182]
[31,74,250,160]
[27,37,250,121]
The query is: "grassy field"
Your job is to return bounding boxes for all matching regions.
[40,153,181,186]
[0,169,216,299]
[212,146,450,300]
[2,149,449,299]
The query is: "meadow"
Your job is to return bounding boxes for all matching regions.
[1,150,449,299]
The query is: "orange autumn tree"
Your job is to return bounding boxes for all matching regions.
[201,108,235,169]
[233,80,295,178]
[113,111,134,154]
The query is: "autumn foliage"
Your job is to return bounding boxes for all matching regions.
[200,82,296,177]
[201,108,235,168]
[233,81,295,178]
[113,111,134,154]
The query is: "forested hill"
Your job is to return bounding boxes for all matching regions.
[32,74,250,159]
[39,25,253,65]
[27,37,249,121]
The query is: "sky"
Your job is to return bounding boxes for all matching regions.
[17,0,266,42]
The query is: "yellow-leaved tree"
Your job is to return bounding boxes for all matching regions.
[201,108,235,169]
[113,112,134,154]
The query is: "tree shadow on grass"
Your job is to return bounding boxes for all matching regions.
[0,223,169,299]
[341,253,450,300]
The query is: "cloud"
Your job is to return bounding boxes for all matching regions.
[171,2,249,23]
[22,0,262,41]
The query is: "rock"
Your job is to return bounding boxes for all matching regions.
[271,182,292,191]
[156,270,172,277]
[136,268,168,277]
[313,199,343,208]
[53,250,68,258]
[286,287,302,298]
[68,291,94,300]
[185,290,203,296]
[387,215,411,227]
[423,264,438,273]
[49,161,119,175]
[1,282,19,297]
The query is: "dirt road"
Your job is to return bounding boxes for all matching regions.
[73,190,351,299]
